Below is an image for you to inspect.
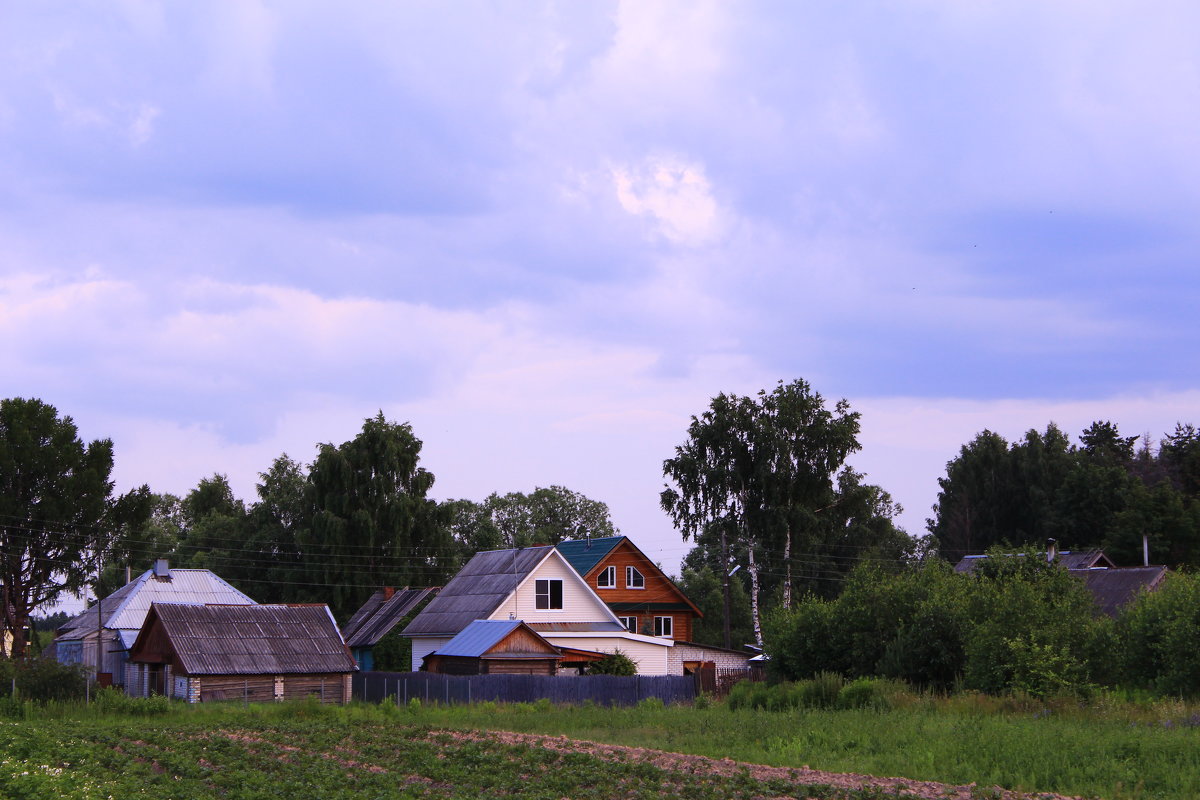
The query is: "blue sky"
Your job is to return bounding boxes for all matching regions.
[3,1,1198,573]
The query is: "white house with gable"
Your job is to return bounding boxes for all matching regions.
[402,546,674,674]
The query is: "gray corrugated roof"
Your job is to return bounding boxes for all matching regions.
[57,568,255,639]
[342,587,436,648]
[953,550,1112,574]
[137,603,356,675]
[402,547,553,636]
[1072,566,1168,617]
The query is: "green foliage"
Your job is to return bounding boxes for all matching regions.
[586,649,637,676]
[1115,571,1200,696]
[960,555,1107,697]
[929,420,1200,569]
[0,658,89,702]
[677,565,755,648]
[0,398,150,656]
[91,687,172,716]
[369,629,413,672]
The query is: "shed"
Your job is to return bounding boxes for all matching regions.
[128,603,357,704]
[422,620,561,676]
[342,586,437,670]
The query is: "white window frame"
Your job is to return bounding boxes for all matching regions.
[617,615,637,633]
[535,578,563,610]
[654,616,673,638]
[597,565,616,589]
[626,565,645,589]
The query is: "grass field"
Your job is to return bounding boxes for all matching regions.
[2,694,1199,799]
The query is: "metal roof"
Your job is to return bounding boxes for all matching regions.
[57,568,256,639]
[556,536,625,576]
[953,550,1113,574]
[402,547,554,636]
[134,603,356,675]
[1072,566,1168,617]
[435,619,559,659]
[342,587,436,648]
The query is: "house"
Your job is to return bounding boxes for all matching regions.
[952,548,1167,617]
[341,586,437,670]
[127,602,357,703]
[52,560,255,688]
[556,536,702,642]
[402,546,675,674]
[421,619,562,676]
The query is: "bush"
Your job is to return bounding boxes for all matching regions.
[837,677,904,710]
[1116,572,1200,696]
[0,658,88,702]
[796,672,844,709]
[586,649,636,676]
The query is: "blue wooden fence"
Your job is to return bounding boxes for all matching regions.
[354,671,696,706]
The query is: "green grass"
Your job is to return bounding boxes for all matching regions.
[3,694,1200,799]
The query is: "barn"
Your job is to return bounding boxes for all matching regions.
[128,602,357,703]
[422,619,562,676]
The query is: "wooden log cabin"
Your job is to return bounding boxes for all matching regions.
[128,602,357,704]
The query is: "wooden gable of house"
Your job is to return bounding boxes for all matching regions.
[573,538,701,642]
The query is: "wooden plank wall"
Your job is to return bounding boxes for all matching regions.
[354,671,696,706]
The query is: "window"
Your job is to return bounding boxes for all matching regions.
[654,616,673,638]
[618,616,637,633]
[535,579,563,610]
[626,566,645,589]
[597,566,616,589]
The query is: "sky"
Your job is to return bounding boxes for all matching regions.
[2,1,1198,576]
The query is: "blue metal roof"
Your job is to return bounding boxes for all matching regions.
[556,536,625,577]
[436,619,531,658]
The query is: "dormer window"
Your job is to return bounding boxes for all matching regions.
[597,566,616,589]
[535,579,563,610]
[626,566,645,589]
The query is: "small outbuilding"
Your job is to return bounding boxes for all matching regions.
[422,619,562,676]
[128,602,357,703]
[342,586,437,671]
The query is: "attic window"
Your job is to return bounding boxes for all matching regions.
[535,579,563,610]
[597,566,616,589]
[626,566,645,590]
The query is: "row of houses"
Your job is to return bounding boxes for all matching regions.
[45,536,752,703]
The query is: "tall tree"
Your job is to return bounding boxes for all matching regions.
[662,380,867,646]
[304,413,454,619]
[0,398,147,657]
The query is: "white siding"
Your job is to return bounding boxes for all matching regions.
[410,637,450,671]
[489,552,618,625]
[542,633,673,675]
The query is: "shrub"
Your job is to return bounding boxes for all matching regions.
[837,677,902,710]
[1116,572,1200,696]
[637,696,665,711]
[586,649,637,676]
[796,672,844,709]
[0,658,88,702]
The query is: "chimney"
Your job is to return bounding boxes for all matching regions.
[153,559,171,579]
[1143,534,1150,567]
[1047,539,1058,563]
[383,587,395,600]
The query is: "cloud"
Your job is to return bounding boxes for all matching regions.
[613,157,724,246]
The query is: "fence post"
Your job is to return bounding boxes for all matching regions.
[404,678,408,705]
[467,677,471,705]
[321,678,325,703]
[243,679,248,707]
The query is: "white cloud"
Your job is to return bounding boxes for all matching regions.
[613,157,724,245]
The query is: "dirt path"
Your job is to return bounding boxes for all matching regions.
[443,729,1088,800]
